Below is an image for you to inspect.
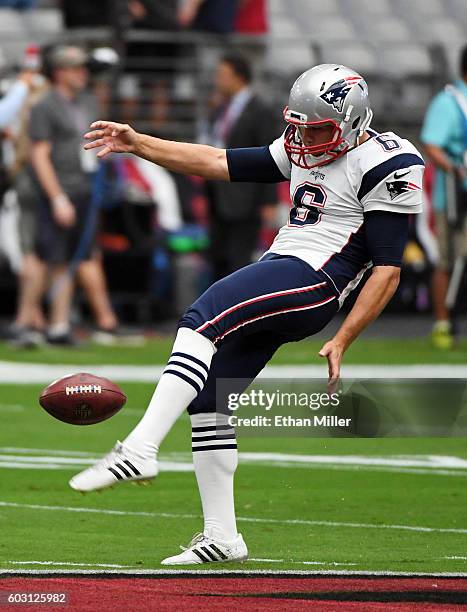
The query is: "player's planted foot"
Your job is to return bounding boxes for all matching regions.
[161,532,248,565]
[69,441,158,492]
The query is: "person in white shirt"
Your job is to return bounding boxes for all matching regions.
[0,70,36,129]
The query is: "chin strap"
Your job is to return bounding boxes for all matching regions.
[339,105,373,149]
[359,108,373,138]
[341,104,354,127]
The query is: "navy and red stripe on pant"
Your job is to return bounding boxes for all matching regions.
[179,253,339,415]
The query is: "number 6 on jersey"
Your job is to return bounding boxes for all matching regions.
[289,182,327,227]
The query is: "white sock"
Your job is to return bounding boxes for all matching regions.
[191,412,238,542]
[124,327,215,458]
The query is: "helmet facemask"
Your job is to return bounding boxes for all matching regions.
[283,107,350,169]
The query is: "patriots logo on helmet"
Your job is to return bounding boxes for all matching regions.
[386,179,421,200]
[319,76,362,113]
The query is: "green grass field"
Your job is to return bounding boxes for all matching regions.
[0,338,466,575]
[0,336,467,365]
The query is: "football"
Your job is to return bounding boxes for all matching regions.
[39,373,126,425]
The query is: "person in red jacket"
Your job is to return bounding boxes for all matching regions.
[235,0,268,34]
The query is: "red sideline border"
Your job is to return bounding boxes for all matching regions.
[1,572,466,612]
[1,570,467,576]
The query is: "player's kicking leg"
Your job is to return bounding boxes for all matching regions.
[68,325,215,491]
[69,254,338,561]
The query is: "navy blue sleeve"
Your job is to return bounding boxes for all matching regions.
[364,210,409,267]
[226,146,288,183]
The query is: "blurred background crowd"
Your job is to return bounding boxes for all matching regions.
[0,0,465,349]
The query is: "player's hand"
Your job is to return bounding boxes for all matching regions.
[319,339,344,391]
[52,194,76,228]
[84,121,138,159]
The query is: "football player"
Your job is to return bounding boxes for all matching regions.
[70,64,424,565]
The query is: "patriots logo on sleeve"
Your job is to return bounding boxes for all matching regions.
[319,76,362,113]
[386,177,421,200]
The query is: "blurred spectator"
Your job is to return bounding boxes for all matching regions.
[28,45,118,345]
[421,44,467,349]
[2,68,49,346]
[0,70,35,131]
[60,0,110,28]
[0,70,36,214]
[0,0,36,8]
[0,52,45,345]
[129,0,178,29]
[125,0,179,130]
[235,0,268,34]
[178,0,239,33]
[200,54,278,281]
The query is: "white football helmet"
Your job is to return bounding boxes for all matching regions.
[283,64,373,169]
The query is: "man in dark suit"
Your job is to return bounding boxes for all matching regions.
[202,54,278,280]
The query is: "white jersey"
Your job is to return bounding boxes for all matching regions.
[266,129,424,303]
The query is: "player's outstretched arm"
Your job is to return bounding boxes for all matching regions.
[84,120,230,181]
[319,266,400,382]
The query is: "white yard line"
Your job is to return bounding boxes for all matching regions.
[0,362,164,383]
[2,461,465,477]
[238,463,467,477]
[0,569,466,576]
[0,454,194,472]
[300,561,358,566]
[239,453,467,469]
[245,559,358,566]
[261,364,467,378]
[0,404,25,412]
[0,455,100,465]
[5,558,357,568]
[1,449,467,477]
[248,558,284,563]
[0,361,466,383]
[0,461,194,472]
[0,447,99,456]
[5,448,467,470]
[6,561,133,568]
[0,463,80,470]
[0,501,466,535]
